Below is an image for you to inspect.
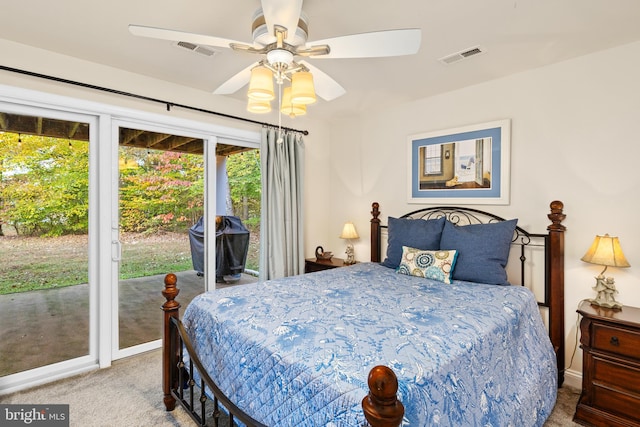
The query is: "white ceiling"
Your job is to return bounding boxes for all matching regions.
[2,0,640,121]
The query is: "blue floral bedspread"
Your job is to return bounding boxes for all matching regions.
[182,262,557,426]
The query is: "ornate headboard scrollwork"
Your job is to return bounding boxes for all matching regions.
[371,205,538,269]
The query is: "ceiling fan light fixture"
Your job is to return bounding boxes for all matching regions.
[281,86,306,117]
[247,98,272,114]
[290,71,316,105]
[247,66,275,101]
[267,49,294,70]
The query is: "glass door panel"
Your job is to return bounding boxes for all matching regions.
[117,129,205,350]
[0,111,91,376]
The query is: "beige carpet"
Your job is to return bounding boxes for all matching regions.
[2,349,581,426]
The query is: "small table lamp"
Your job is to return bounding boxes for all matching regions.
[340,222,359,265]
[581,234,631,310]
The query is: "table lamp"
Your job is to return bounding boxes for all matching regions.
[340,222,359,265]
[581,234,630,310]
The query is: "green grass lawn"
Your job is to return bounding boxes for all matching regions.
[117,233,193,281]
[1,234,88,294]
[0,229,260,295]
[0,233,189,294]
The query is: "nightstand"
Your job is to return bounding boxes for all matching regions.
[304,257,355,273]
[574,301,640,427]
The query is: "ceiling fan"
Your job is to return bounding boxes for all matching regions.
[129,0,421,105]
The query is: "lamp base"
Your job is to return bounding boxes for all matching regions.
[344,243,356,265]
[590,274,622,310]
[587,298,622,310]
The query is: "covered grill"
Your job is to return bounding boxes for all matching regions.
[188,216,250,282]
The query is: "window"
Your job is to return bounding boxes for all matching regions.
[423,144,442,175]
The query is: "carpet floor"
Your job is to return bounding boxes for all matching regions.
[2,348,581,427]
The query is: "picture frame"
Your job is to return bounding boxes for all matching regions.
[407,119,511,205]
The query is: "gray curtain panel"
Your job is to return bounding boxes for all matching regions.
[259,128,305,281]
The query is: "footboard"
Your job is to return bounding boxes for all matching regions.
[161,273,404,427]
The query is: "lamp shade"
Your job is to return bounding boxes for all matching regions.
[339,222,359,240]
[291,71,317,105]
[246,98,271,114]
[281,86,306,117]
[581,234,630,268]
[247,66,275,101]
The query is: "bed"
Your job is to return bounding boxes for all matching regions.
[161,201,566,426]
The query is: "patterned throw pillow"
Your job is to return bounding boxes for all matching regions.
[396,246,458,284]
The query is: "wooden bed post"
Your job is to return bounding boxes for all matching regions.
[547,200,566,386]
[162,273,181,411]
[362,365,404,427]
[371,202,381,263]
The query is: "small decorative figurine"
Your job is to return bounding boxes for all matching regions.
[590,274,622,309]
[345,244,355,265]
[315,246,333,260]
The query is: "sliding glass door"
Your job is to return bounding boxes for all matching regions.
[114,124,209,356]
[0,89,260,393]
[0,104,98,391]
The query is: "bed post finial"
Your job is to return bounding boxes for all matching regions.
[548,200,566,231]
[162,273,181,411]
[162,273,180,309]
[371,202,382,263]
[371,202,380,221]
[362,365,404,427]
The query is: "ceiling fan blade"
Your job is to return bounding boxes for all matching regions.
[260,0,303,44]
[212,62,259,95]
[129,24,245,49]
[299,61,345,101]
[294,44,330,57]
[308,28,422,59]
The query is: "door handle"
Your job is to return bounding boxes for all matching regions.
[112,240,122,262]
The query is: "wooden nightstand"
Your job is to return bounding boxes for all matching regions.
[574,301,640,427]
[304,257,355,273]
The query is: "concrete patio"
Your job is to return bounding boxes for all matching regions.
[0,270,257,376]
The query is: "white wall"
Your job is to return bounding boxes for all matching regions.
[325,40,640,388]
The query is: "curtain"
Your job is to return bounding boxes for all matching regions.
[259,128,305,281]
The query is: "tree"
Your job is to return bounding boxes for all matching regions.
[226,150,261,225]
[0,133,89,236]
[118,147,204,232]
[0,134,256,236]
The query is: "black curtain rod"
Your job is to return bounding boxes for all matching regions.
[0,64,309,136]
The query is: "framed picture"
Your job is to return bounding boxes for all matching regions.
[407,119,511,205]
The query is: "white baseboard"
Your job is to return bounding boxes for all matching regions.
[563,368,582,390]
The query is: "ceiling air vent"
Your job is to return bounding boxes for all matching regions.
[439,46,485,65]
[174,41,218,57]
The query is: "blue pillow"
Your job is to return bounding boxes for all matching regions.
[439,219,518,285]
[382,216,445,269]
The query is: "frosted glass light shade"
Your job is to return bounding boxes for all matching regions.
[280,86,306,117]
[248,66,275,101]
[291,71,316,105]
[247,98,271,114]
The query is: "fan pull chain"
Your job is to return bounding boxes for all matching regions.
[277,83,284,143]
